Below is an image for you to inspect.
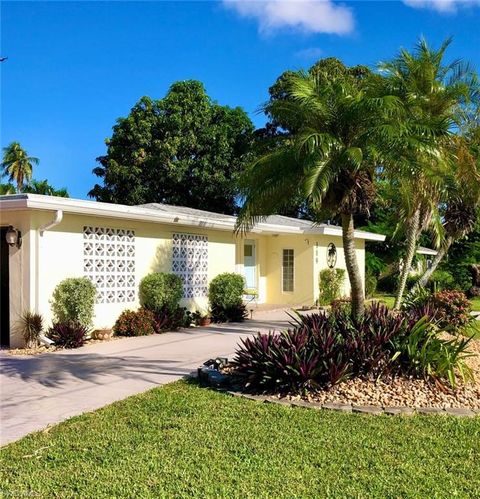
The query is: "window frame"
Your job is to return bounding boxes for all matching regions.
[281,248,295,293]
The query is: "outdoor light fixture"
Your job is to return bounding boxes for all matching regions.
[5,225,21,248]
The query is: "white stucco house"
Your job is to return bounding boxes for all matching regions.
[0,194,385,347]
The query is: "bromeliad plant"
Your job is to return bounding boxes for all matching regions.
[47,321,89,349]
[233,303,474,392]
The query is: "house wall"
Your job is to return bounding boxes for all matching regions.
[312,235,365,304]
[2,207,368,347]
[264,235,315,306]
[16,211,237,340]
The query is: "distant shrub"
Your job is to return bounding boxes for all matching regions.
[377,273,398,294]
[330,297,351,315]
[51,277,96,327]
[430,290,472,333]
[208,273,247,322]
[47,321,88,349]
[113,308,156,337]
[431,270,455,291]
[139,273,183,313]
[318,269,346,306]
[365,271,377,298]
[20,311,44,348]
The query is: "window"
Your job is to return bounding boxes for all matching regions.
[83,226,136,304]
[282,249,294,292]
[172,233,208,298]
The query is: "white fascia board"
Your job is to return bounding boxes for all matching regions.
[308,225,386,242]
[417,248,438,256]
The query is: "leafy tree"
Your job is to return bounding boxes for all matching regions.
[89,81,254,214]
[236,60,408,321]
[23,179,69,197]
[1,142,38,192]
[380,38,479,308]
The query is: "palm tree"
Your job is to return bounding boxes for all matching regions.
[417,133,480,287]
[1,142,38,193]
[24,179,69,197]
[236,62,408,321]
[380,38,479,309]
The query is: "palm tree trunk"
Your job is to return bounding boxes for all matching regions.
[394,208,421,310]
[417,237,451,288]
[341,213,365,322]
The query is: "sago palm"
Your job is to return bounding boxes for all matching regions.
[1,142,38,193]
[380,37,479,308]
[236,65,409,321]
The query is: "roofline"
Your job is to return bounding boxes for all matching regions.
[0,194,386,241]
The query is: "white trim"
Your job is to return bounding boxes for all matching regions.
[281,248,295,293]
[0,194,386,241]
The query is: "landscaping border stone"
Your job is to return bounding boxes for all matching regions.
[196,361,480,418]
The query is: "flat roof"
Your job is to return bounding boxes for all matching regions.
[0,194,386,241]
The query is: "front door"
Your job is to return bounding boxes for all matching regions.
[244,240,256,290]
[0,227,10,347]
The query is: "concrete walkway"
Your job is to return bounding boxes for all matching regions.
[0,310,290,446]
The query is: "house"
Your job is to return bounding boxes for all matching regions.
[0,194,385,347]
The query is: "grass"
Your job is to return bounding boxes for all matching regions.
[372,293,480,312]
[1,381,479,498]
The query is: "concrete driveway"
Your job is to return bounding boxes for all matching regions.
[0,310,290,446]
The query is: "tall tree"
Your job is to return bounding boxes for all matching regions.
[380,38,479,309]
[89,81,254,214]
[236,60,406,321]
[1,142,38,193]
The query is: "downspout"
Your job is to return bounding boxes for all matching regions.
[37,210,63,346]
[39,210,63,236]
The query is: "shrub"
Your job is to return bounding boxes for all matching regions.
[330,297,351,314]
[393,316,473,387]
[318,269,346,306]
[402,285,432,313]
[208,273,247,322]
[51,277,96,326]
[377,273,397,294]
[233,303,473,391]
[152,306,191,332]
[430,270,455,291]
[429,290,472,333]
[139,273,183,313]
[20,311,43,348]
[47,321,88,349]
[365,271,377,298]
[113,308,156,337]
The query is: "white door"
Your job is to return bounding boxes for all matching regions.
[244,240,256,289]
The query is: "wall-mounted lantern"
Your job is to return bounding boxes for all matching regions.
[5,225,22,248]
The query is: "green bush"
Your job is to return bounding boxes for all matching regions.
[377,273,397,294]
[139,273,183,313]
[113,308,156,337]
[365,271,377,298]
[318,269,346,306]
[208,273,247,322]
[51,277,96,327]
[431,270,455,291]
[430,290,472,333]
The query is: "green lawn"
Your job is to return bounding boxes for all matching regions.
[372,293,480,313]
[1,381,479,498]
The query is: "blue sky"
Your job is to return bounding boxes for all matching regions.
[1,0,479,199]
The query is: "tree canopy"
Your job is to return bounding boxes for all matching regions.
[89,81,254,214]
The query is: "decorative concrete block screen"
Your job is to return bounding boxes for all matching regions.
[172,233,208,298]
[83,226,136,304]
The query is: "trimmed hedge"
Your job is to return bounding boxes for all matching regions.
[139,273,183,313]
[208,273,247,322]
[51,277,96,327]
